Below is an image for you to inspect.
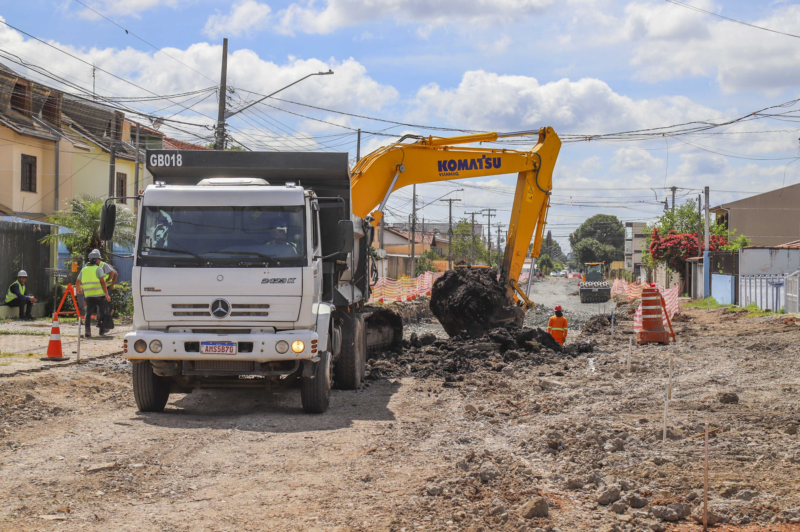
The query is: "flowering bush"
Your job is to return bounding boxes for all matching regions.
[648,229,727,273]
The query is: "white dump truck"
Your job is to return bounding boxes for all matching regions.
[100,150,401,414]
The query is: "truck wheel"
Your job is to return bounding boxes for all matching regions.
[301,351,331,414]
[336,314,365,390]
[132,360,170,412]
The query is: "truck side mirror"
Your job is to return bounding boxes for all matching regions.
[99,203,116,241]
[338,220,354,254]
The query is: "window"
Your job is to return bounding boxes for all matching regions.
[116,172,127,203]
[21,155,36,193]
[625,226,633,240]
[626,258,632,268]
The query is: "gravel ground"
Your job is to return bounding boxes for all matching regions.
[1,280,799,531]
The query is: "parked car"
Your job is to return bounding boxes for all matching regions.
[550,271,559,277]
[560,269,568,277]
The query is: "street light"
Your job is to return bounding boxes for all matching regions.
[224,70,334,120]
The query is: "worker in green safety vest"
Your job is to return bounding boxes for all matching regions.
[5,270,37,320]
[76,249,115,338]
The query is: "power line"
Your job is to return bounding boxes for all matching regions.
[664,0,800,40]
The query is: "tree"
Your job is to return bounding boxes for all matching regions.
[572,237,621,265]
[415,250,440,275]
[537,253,554,274]
[569,214,624,266]
[541,230,567,263]
[42,196,135,261]
[648,229,728,273]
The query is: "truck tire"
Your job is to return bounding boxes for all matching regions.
[132,360,170,413]
[336,314,365,390]
[301,351,331,414]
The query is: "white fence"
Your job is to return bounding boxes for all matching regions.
[739,274,786,311]
[786,270,800,314]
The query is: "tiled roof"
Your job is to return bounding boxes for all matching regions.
[163,136,210,150]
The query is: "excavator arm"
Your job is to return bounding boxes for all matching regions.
[351,127,561,309]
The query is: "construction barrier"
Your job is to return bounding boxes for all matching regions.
[634,287,675,344]
[369,272,445,303]
[633,285,680,333]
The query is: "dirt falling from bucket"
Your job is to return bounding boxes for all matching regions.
[429,268,525,337]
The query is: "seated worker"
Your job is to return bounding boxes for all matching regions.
[547,305,569,345]
[5,270,37,320]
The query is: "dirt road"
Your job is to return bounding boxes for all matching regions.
[2,278,800,531]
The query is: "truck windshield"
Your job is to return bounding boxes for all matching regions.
[137,206,306,267]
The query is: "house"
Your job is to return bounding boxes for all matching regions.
[0,64,83,219]
[624,222,647,276]
[374,227,447,257]
[711,183,800,247]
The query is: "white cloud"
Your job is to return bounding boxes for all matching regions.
[74,0,188,18]
[0,17,397,149]
[477,35,513,55]
[408,70,723,133]
[675,153,728,176]
[620,0,800,95]
[612,148,664,174]
[275,0,553,36]
[203,0,272,39]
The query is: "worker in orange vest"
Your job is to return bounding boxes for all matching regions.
[547,305,569,345]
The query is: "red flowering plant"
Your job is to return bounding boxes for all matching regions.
[648,228,728,273]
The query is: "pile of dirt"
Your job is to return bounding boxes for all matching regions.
[615,297,641,319]
[367,324,593,381]
[429,268,524,337]
[579,314,613,336]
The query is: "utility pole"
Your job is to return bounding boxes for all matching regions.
[410,184,417,276]
[698,194,702,239]
[466,212,480,266]
[482,209,496,266]
[108,114,116,199]
[441,198,461,270]
[214,38,228,150]
[703,186,711,298]
[356,129,361,162]
[496,224,506,268]
[671,186,677,215]
[134,123,140,196]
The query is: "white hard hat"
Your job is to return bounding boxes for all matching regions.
[17,270,27,277]
[88,249,102,259]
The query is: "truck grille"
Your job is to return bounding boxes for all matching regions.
[172,304,210,317]
[193,361,254,372]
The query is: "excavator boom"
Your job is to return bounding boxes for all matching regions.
[351,127,561,312]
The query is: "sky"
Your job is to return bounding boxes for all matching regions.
[2,0,800,251]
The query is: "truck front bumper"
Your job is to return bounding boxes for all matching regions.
[123,329,319,362]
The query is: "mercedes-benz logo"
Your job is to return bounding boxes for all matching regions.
[211,299,230,319]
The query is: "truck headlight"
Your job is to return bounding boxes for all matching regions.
[275,340,289,354]
[149,340,163,353]
[134,340,147,353]
[291,340,305,353]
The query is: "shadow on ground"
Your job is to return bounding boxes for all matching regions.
[134,379,401,433]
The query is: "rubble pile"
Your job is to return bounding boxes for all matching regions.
[429,268,524,337]
[367,324,593,381]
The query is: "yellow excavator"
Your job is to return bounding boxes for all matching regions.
[351,127,561,330]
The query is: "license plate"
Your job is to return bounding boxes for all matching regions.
[200,341,237,355]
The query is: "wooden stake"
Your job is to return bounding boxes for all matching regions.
[627,338,632,373]
[703,422,709,530]
[611,310,615,337]
[668,357,673,400]
[77,316,82,364]
[663,382,669,442]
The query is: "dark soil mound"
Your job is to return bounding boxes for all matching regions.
[581,314,612,335]
[367,324,593,381]
[429,268,524,337]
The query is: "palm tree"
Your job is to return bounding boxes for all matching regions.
[41,196,135,260]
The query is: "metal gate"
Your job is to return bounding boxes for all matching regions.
[739,274,786,311]
[786,270,800,314]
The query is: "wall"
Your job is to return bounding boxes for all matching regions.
[739,248,800,275]
[711,274,735,305]
[720,183,800,246]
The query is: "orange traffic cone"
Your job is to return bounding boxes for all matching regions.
[41,314,70,362]
[636,287,672,345]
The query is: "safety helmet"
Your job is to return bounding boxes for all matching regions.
[88,249,102,260]
[17,270,27,277]
[554,305,562,311]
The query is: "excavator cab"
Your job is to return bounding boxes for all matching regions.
[579,262,611,303]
